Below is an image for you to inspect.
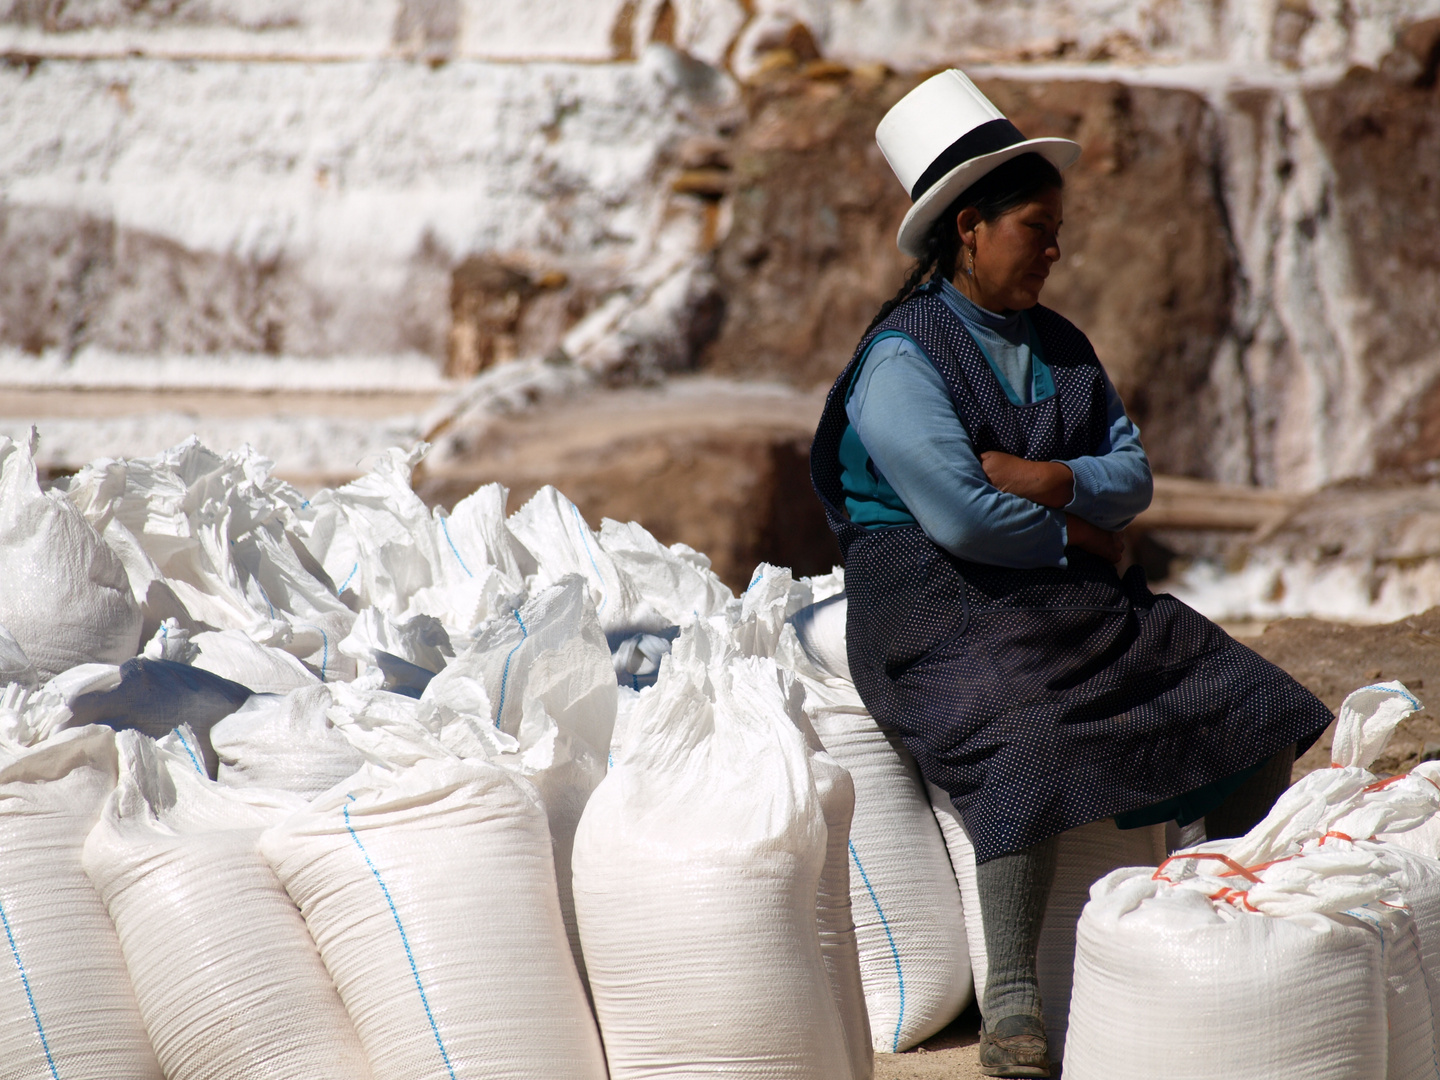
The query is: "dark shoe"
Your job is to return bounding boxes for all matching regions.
[978,1014,1051,1078]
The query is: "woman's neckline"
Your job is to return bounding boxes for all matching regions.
[937,278,1023,334]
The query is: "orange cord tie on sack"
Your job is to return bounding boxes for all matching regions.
[1206,885,1260,913]
[1362,774,1410,793]
[1361,770,1440,796]
[1219,853,1298,877]
[1156,852,1269,913]
[1153,852,1262,884]
[1318,831,1355,845]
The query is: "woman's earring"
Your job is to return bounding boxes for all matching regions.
[965,249,975,277]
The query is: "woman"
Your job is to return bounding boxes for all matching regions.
[809,71,1332,1078]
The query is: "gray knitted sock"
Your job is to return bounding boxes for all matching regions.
[976,833,1059,1026]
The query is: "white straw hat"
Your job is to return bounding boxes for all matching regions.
[876,69,1081,258]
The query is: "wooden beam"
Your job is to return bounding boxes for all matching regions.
[1132,475,1303,532]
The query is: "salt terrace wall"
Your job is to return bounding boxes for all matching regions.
[2,0,1439,490]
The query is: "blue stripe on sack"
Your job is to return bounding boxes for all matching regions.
[295,624,331,684]
[569,502,607,615]
[337,562,359,596]
[1359,683,1423,711]
[494,610,528,728]
[850,839,906,1052]
[344,799,457,1080]
[748,567,764,590]
[440,517,473,579]
[174,729,206,777]
[0,897,60,1080]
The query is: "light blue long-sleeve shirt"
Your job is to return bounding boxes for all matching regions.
[841,283,1152,569]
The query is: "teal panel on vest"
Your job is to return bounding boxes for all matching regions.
[839,424,917,527]
[840,331,920,528]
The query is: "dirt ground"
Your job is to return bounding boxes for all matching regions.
[1250,607,1440,779]
[875,1005,984,1079]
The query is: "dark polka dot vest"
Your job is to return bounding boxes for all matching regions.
[811,283,1333,863]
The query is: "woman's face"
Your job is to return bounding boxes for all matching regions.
[955,186,1063,313]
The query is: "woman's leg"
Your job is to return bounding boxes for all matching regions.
[1204,743,1296,840]
[975,833,1058,1075]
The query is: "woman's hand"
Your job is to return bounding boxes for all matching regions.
[980,451,1074,509]
[1065,515,1125,564]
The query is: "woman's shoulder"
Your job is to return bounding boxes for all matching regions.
[852,331,946,397]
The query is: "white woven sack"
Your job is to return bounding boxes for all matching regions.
[190,629,320,694]
[573,619,854,1079]
[763,605,870,1079]
[777,624,969,1053]
[1064,855,1398,1080]
[1369,842,1440,1080]
[338,609,452,679]
[926,783,990,1003]
[260,757,606,1080]
[809,736,874,1080]
[929,783,1164,1060]
[1252,684,1440,1080]
[286,446,433,618]
[1037,820,1165,1059]
[0,623,37,689]
[1351,767,1440,1061]
[1385,815,1440,860]
[404,483,532,635]
[0,680,77,747]
[211,685,366,796]
[423,575,615,979]
[732,563,814,659]
[510,486,734,638]
[1066,711,1440,1080]
[82,730,369,1080]
[1355,844,1440,1080]
[790,591,850,682]
[0,726,160,1080]
[0,431,142,680]
[596,517,733,627]
[1383,843,1440,974]
[294,451,529,636]
[423,575,616,760]
[69,439,356,678]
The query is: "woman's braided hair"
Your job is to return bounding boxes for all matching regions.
[862,152,1065,338]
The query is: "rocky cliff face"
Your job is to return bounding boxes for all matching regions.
[3,0,1438,497]
[697,70,1237,482]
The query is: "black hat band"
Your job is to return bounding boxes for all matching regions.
[909,117,1027,202]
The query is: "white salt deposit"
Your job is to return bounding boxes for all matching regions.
[10,0,1432,74]
[1165,555,1440,627]
[0,51,732,268]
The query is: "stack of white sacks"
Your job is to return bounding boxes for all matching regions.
[1,425,1436,1077]
[1066,682,1440,1080]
